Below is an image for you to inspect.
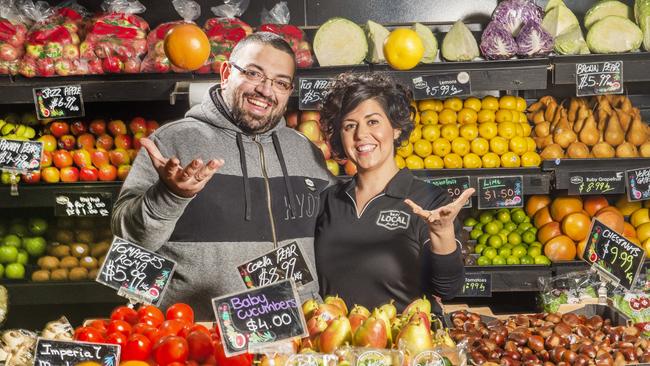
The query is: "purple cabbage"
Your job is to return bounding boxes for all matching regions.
[480,21,518,60]
[516,21,553,57]
[492,0,543,36]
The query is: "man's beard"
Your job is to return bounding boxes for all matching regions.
[228,91,286,134]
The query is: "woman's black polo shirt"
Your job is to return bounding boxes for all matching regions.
[315,168,465,312]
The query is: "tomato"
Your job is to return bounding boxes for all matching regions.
[166,303,194,323]
[139,315,163,328]
[107,319,132,336]
[132,323,155,335]
[74,327,106,343]
[106,332,127,347]
[154,336,189,366]
[159,319,186,336]
[137,305,164,327]
[187,330,214,363]
[122,334,152,361]
[87,319,108,334]
[111,305,139,325]
[179,324,210,338]
[213,334,253,366]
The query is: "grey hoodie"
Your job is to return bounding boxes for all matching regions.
[111,86,331,320]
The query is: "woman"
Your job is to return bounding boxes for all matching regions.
[315,72,471,312]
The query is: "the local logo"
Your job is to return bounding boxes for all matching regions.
[304,178,315,191]
[376,210,410,230]
[570,176,583,185]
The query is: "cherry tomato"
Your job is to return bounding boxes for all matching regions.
[154,335,189,366]
[137,305,164,327]
[74,327,106,343]
[158,319,186,336]
[122,334,152,361]
[111,305,139,325]
[165,303,194,323]
[213,334,252,366]
[106,332,128,348]
[187,330,214,363]
[179,324,211,338]
[107,319,132,336]
[87,319,109,334]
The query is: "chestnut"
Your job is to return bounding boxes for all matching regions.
[505,341,518,353]
[528,335,545,353]
[504,351,521,361]
[562,350,577,364]
[545,333,561,350]
[509,332,527,347]
[587,315,604,330]
[551,347,567,363]
[573,354,590,366]
[561,313,580,327]
[537,350,550,362]
[464,322,477,332]
[470,351,487,365]
[484,339,498,352]
[453,318,465,328]
[501,356,520,366]
[613,352,626,366]
[556,362,569,366]
[521,347,533,357]
[578,344,596,358]
[515,315,531,327]
[624,326,640,337]
[543,362,555,366]
[620,347,636,362]
[545,314,561,324]
[555,322,572,336]
[641,351,650,363]
[487,319,501,329]
[593,330,606,342]
[522,354,540,363]
[536,326,553,339]
[468,313,481,323]
[595,353,614,366]
[488,350,502,360]
[575,325,591,339]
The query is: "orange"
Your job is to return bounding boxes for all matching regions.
[464,97,482,112]
[615,195,642,216]
[438,109,457,124]
[395,155,406,169]
[515,123,524,137]
[497,122,517,139]
[577,239,588,260]
[420,110,439,125]
[518,112,528,124]
[489,136,509,155]
[583,195,609,217]
[495,109,513,123]
[526,195,551,217]
[499,95,517,110]
[550,196,583,222]
[405,154,425,169]
[525,137,536,152]
[413,139,432,158]
[478,122,498,139]
[383,28,424,70]
[409,126,422,143]
[443,153,463,168]
[595,207,625,234]
[451,137,470,156]
[470,137,489,156]
[544,235,577,262]
[562,212,591,241]
[477,109,495,124]
[463,153,482,168]
[481,96,499,111]
[515,96,527,112]
[164,23,211,70]
[443,97,463,112]
[459,124,478,140]
[424,155,444,169]
[481,152,501,168]
[624,222,637,238]
[521,151,541,167]
[396,141,413,158]
[441,124,459,141]
[500,152,520,167]
[457,108,478,124]
[432,138,451,157]
[534,206,553,228]
[421,125,440,142]
[538,221,562,244]
[509,136,528,155]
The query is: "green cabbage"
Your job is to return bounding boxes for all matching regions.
[363,20,390,63]
[314,18,368,66]
[585,0,633,29]
[413,23,438,63]
[542,3,580,38]
[635,0,650,51]
[442,21,479,61]
[545,0,565,12]
[586,15,643,53]
[554,25,590,54]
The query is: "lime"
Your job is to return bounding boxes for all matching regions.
[530,241,543,248]
[502,243,513,251]
[522,216,531,223]
[475,244,487,255]
[508,232,522,246]
[479,212,494,224]
[522,230,536,244]
[464,217,479,227]
[518,222,533,232]
[474,222,484,232]
[483,247,498,259]
[477,256,491,266]
[512,245,527,258]
[504,222,517,232]
[534,255,552,265]
[520,255,534,265]
[511,209,527,224]
[492,256,507,265]
[487,235,503,249]
[484,222,500,235]
[496,210,511,223]
[527,246,542,258]
[506,256,520,265]
[478,234,490,246]
[499,232,508,243]
[498,247,512,258]
[493,220,504,230]
[470,229,483,240]
[514,228,525,236]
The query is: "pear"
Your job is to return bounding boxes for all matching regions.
[402,296,431,319]
[302,299,320,321]
[626,114,648,147]
[313,303,346,324]
[307,314,329,338]
[553,117,578,149]
[639,142,650,157]
[372,307,393,347]
[396,317,434,356]
[545,102,558,122]
[533,110,546,124]
[324,295,348,315]
[621,96,633,113]
[573,116,585,134]
[349,304,371,318]
[391,318,403,343]
[349,312,368,334]
[616,142,638,158]
[408,310,431,331]
[567,141,590,159]
[534,121,551,137]
[540,144,565,159]
[535,135,554,149]
[605,113,625,146]
[379,300,397,320]
[568,98,579,123]
[592,142,616,158]
[353,316,388,348]
[317,316,352,353]
[579,114,600,147]
[615,108,632,132]
[597,107,609,131]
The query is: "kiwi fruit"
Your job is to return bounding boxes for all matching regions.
[37,256,60,270]
[31,270,50,282]
[75,230,94,244]
[69,267,88,281]
[91,242,110,258]
[51,268,69,281]
[70,243,89,258]
[60,256,79,269]
[88,268,99,279]
[79,256,98,269]
[54,229,74,244]
[48,244,70,258]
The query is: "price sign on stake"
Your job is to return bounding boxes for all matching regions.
[411,72,471,100]
[54,192,112,217]
[0,138,42,173]
[33,85,84,120]
[298,78,334,110]
[34,338,120,366]
[575,61,623,97]
[626,167,650,202]
[478,176,523,209]
[96,237,176,306]
[212,279,307,357]
[456,273,492,297]
[582,218,645,290]
[238,241,316,289]
[568,171,625,195]
[424,176,472,208]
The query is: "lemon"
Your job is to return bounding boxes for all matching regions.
[481,96,499,111]
[443,153,463,169]
[509,136,528,156]
[420,110,439,125]
[499,95,517,110]
[396,141,413,158]
[441,124,459,141]
[501,152,521,167]
[478,122,498,139]
[518,111,528,124]
[477,109,495,124]
[432,138,451,157]
[417,99,437,112]
[482,152,501,168]
[515,96,527,112]
[405,155,425,169]
[457,108,478,124]
[463,153,482,168]
[521,151,541,167]
[470,137,490,156]
[413,139,433,158]
[409,126,422,143]
[520,123,532,137]
[444,97,463,112]
[383,28,424,70]
[525,137,536,152]
[464,97,482,112]
[497,122,517,139]
[459,124,479,140]
[424,155,444,169]
[395,155,406,169]
[515,123,524,137]
[438,109,457,124]
[412,111,420,124]
[495,109,513,123]
[490,136,509,155]
[451,137,470,156]
[421,125,440,142]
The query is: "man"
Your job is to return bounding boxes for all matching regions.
[111,32,331,320]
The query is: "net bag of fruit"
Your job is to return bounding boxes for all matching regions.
[18,0,87,77]
[141,0,200,73]
[259,1,313,68]
[538,270,599,313]
[80,0,149,74]
[0,0,30,75]
[196,0,252,74]
[610,269,650,337]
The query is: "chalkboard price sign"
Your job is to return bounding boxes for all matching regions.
[298,78,334,110]
[411,72,471,100]
[568,171,625,195]
[33,85,84,120]
[575,61,623,97]
[54,192,112,217]
[238,241,315,289]
[96,237,177,306]
[424,176,472,208]
[582,218,646,290]
[0,138,42,173]
[478,176,523,209]
[212,279,307,357]
[456,273,492,297]
[34,338,120,366]
[626,167,650,202]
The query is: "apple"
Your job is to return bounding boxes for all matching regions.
[117,164,131,180]
[123,58,140,73]
[0,44,18,62]
[301,111,320,123]
[133,132,145,150]
[79,41,93,58]
[98,165,117,181]
[0,63,9,74]
[79,167,99,181]
[314,140,331,160]
[0,246,17,264]
[41,166,60,183]
[108,120,127,136]
[89,119,106,135]
[70,121,87,136]
[58,135,76,151]
[52,150,73,168]
[23,237,46,257]
[87,58,104,74]
[146,120,159,136]
[41,151,52,168]
[286,111,298,129]
[344,160,357,176]
[21,171,41,184]
[44,42,63,58]
[54,59,72,76]
[298,120,321,142]
[96,134,114,150]
[196,64,210,74]
[49,122,70,138]
[60,166,79,182]
[114,134,132,149]
[76,133,96,150]
[6,263,25,279]
[38,135,57,152]
[153,56,170,73]
[102,56,123,73]
[325,159,340,176]
[91,150,110,168]
[154,41,165,55]
[72,149,92,168]
[109,148,131,166]
[129,117,147,134]
[25,44,43,58]
[19,59,36,77]
[63,44,79,59]
[127,149,137,162]
[34,58,55,77]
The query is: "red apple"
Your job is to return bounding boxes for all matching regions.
[38,135,57,152]
[98,165,117,181]
[79,167,99,181]
[344,160,357,176]
[123,58,140,73]
[63,44,79,59]
[21,171,40,184]
[49,121,70,138]
[114,134,132,149]
[91,150,110,168]
[41,167,60,183]
[133,132,145,150]
[109,148,131,166]
[72,149,92,168]
[19,59,36,77]
[286,111,299,129]
[52,150,73,168]
[0,44,18,61]
[129,117,147,134]
[54,59,72,76]
[102,56,123,73]
[300,111,320,123]
[96,134,114,150]
[58,135,76,151]
[70,121,87,136]
[146,120,159,136]
[87,58,104,74]
[117,164,131,180]
[127,149,137,162]
[325,159,340,176]
[314,140,331,160]
[89,119,106,135]
[298,120,321,142]
[35,58,55,77]
[41,150,52,168]
[60,166,79,183]
[108,120,127,136]
[76,133,96,151]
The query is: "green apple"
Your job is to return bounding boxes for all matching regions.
[16,250,27,265]
[5,263,24,279]
[2,234,21,248]
[0,246,18,264]
[23,236,46,257]
[28,218,48,236]
[8,223,27,237]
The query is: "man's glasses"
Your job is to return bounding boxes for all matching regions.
[230,63,294,93]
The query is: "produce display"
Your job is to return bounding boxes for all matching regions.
[0,1,28,75]
[530,95,650,159]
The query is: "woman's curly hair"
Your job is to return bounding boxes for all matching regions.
[320,72,414,159]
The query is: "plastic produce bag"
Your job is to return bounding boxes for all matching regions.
[538,271,599,313]
[18,0,87,77]
[259,1,313,68]
[0,0,29,75]
[80,0,149,74]
[197,0,252,73]
[141,0,200,73]
[610,269,650,336]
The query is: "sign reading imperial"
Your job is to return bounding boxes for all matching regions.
[376,210,410,230]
